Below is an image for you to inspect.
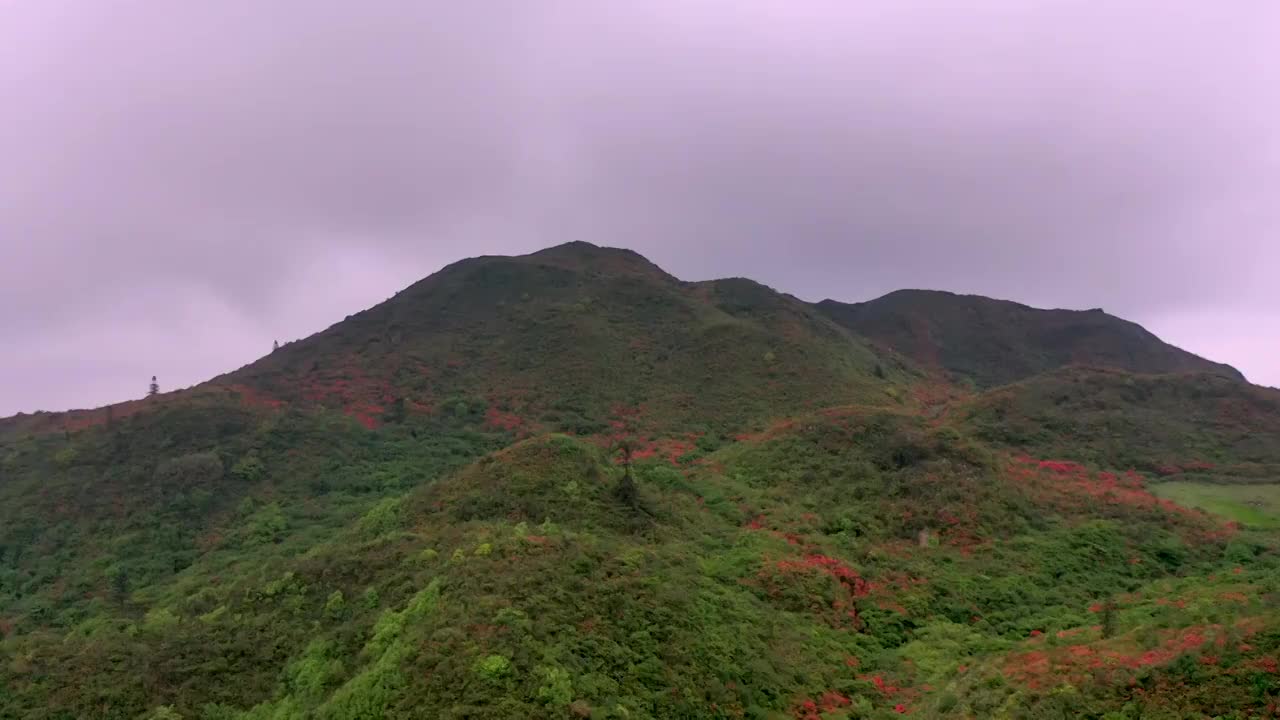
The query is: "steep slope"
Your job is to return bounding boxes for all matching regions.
[816,289,1244,388]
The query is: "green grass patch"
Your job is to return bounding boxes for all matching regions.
[1151,481,1280,528]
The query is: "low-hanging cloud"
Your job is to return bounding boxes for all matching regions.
[2,0,1277,414]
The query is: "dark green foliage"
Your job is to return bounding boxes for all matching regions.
[961,367,1280,478]
[613,440,639,508]
[215,243,904,439]
[818,290,1244,388]
[1101,599,1118,639]
[384,396,407,424]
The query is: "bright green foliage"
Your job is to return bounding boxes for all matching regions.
[285,640,344,699]
[1152,481,1280,529]
[317,641,408,720]
[142,706,184,720]
[536,666,574,706]
[474,654,512,681]
[53,445,78,467]
[323,590,345,618]
[231,453,266,482]
[143,607,180,632]
[356,496,405,538]
[244,502,289,545]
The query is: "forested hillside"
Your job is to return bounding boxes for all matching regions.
[2,243,1277,719]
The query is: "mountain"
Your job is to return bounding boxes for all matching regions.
[2,242,906,440]
[226,242,904,430]
[816,289,1245,388]
[1,243,1277,720]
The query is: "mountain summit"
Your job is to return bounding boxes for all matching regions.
[215,241,900,434]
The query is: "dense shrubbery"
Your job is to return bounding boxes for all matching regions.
[2,402,1275,719]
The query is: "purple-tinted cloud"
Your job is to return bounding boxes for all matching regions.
[2,1,1277,414]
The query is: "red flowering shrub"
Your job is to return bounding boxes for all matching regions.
[791,691,853,719]
[484,406,525,432]
[1001,455,1231,545]
[1002,625,1233,690]
[819,691,851,712]
[751,554,868,627]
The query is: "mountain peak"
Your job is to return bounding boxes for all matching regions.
[521,241,671,279]
[533,239,604,253]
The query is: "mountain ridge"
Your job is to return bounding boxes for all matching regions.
[205,241,902,437]
[816,287,1244,388]
[1,242,1249,430]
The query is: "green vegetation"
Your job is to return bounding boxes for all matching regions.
[960,367,1280,479]
[1152,482,1280,529]
[1,243,1278,718]
[817,290,1243,388]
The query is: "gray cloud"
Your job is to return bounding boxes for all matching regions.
[2,1,1277,414]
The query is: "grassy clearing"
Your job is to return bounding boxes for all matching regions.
[1151,481,1280,529]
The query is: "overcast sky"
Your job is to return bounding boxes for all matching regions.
[2,1,1277,415]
